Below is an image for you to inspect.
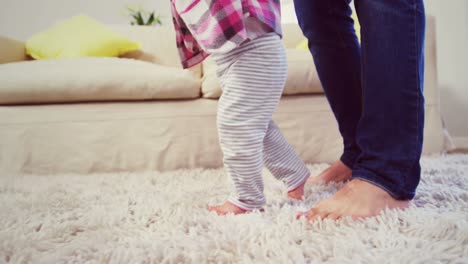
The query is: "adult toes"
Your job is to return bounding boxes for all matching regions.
[351,214,373,221]
[326,213,341,221]
[307,208,328,222]
[296,211,307,220]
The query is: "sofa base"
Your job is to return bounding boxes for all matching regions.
[0,95,448,176]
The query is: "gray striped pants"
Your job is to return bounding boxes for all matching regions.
[212,33,310,210]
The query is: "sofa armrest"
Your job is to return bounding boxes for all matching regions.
[0,36,27,64]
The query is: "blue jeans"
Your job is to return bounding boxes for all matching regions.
[294,0,425,200]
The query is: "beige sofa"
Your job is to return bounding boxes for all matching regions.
[0,17,451,176]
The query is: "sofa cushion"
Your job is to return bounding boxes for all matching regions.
[201,49,323,98]
[0,36,27,64]
[26,15,140,60]
[0,57,201,104]
[111,25,203,79]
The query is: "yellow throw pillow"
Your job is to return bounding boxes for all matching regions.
[296,38,308,50]
[26,15,140,59]
[295,12,361,50]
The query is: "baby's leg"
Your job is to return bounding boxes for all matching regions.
[209,34,288,214]
[263,121,310,200]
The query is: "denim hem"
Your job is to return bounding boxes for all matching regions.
[352,170,416,200]
[340,152,358,169]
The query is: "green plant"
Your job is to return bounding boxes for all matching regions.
[121,4,162,26]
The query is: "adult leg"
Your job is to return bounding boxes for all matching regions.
[351,0,426,201]
[294,0,362,183]
[306,0,426,220]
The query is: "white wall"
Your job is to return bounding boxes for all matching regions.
[0,0,173,40]
[424,0,468,148]
[0,0,467,147]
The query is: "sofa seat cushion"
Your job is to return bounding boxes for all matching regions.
[0,57,201,104]
[201,49,323,98]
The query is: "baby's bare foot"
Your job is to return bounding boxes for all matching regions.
[308,160,352,184]
[299,179,410,221]
[208,201,248,215]
[288,175,310,200]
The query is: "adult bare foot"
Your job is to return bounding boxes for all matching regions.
[300,179,410,221]
[208,201,248,215]
[308,160,352,184]
[287,175,310,200]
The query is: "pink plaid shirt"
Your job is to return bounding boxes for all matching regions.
[171,0,282,68]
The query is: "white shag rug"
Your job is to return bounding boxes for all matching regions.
[1,155,467,264]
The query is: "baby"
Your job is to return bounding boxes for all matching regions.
[171,0,310,215]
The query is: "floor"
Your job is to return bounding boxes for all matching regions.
[0,155,466,263]
[448,148,468,154]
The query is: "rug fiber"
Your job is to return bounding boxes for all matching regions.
[1,155,467,263]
